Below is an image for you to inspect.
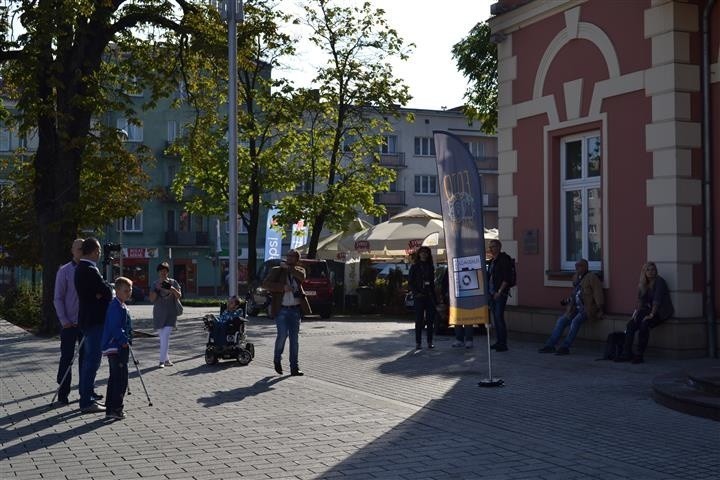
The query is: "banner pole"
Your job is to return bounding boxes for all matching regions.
[478,323,504,387]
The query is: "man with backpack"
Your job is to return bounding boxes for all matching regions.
[487,240,514,352]
[538,258,604,355]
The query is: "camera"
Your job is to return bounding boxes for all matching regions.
[161,280,172,289]
[101,243,122,267]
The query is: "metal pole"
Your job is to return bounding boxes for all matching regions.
[228,0,240,298]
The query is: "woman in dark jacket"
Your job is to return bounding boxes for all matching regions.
[619,262,674,363]
[408,247,436,349]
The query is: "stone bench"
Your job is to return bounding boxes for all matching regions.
[506,307,709,358]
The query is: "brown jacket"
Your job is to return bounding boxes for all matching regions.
[261,264,311,318]
[565,271,604,322]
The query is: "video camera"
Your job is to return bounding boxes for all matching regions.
[102,243,122,266]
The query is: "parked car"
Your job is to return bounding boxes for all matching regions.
[245,258,334,319]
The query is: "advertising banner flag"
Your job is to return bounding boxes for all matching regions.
[433,131,489,325]
[264,207,282,261]
[290,219,309,250]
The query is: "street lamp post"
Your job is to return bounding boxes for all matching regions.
[215,0,243,297]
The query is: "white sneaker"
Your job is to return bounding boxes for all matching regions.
[465,341,474,349]
[158,362,165,368]
[451,341,464,348]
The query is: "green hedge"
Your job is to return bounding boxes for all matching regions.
[0,283,42,332]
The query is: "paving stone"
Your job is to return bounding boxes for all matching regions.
[2,311,718,480]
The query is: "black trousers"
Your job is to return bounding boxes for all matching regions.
[105,347,129,413]
[414,296,435,345]
[57,326,84,400]
[623,308,665,356]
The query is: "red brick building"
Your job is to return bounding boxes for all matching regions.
[488,0,719,356]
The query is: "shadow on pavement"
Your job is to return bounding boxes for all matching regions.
[196,375,287,407]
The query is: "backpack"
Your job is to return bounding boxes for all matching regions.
[601,331,626,360]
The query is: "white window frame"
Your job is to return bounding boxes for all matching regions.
[466,141,485,158]
[414,175,438,195]
[414,136,435,156]
[560,131,602,271]
[116,118,143,142]
[117,212,143,232]
[0,127,11,151]
[380,135,398,154]
[167,120,178,142]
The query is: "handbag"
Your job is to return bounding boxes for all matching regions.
[175,298,184,316]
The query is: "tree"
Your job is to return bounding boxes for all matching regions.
[274,0,412,258]
[452,21,498,134]
[169,0,301,281]
[0,0,209,334]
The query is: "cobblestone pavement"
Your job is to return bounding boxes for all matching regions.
[1,306,718,480]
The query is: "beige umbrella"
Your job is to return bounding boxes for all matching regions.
[296,217,372,260]
[338,207,445,257]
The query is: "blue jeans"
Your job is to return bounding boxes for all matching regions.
[454,325,473,342]
[489,295,508,347]
[414,295,435,345]
[105,347,129,413]
[79,324,103,409]
[545,311,587,349]
[274,306,301,370]
[57,326,84,400]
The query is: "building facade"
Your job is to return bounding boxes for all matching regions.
[1,101,498,297]
[489,0,719,356]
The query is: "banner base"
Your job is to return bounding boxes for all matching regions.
[478,378,505,387]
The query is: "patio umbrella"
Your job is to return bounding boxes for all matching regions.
[296,217,372,260]
[338,207,445,258]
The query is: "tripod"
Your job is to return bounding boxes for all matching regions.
[128,345,153,406]
[50,335,86,406]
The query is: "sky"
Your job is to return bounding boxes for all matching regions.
[276,0,495,111]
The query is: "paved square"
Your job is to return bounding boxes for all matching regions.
[1,306,718,479]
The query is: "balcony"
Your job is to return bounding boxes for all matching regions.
[379,152,406,168]
[165,231,209,246]
[475,155,498,171]
[374,190,406,206]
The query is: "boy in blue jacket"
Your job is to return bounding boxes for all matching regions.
[101,277,133,420]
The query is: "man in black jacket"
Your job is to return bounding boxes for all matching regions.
[74,238,113,413]
[487,240,513,351]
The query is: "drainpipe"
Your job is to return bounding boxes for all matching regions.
[702,0,717,358]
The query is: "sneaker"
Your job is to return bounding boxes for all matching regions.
[80,402,106,414]
[415,344,422,350]
[555,346,570,355]
[538,346,555,353]
[290,369,304,376]
[105,410,126,420]
[158,362,165,368]
[274,361,283,375]
[57,396,70,406]
[428,344,435,349]
[164,360,174,367]
[91,392,104,401]
[631,355,644,364]
[451,341,464,348]
[465,341,474,349]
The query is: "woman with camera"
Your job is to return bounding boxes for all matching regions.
[149,262,182,368]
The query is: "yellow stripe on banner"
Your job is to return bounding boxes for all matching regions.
[449,305,489,326]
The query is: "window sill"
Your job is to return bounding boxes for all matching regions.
[546,270,604,281]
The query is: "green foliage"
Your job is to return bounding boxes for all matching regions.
[0,156,41,269]
[0,283,43,332]
[275,0,412,255]
[452,21,498,134]
[168,0,303,277]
